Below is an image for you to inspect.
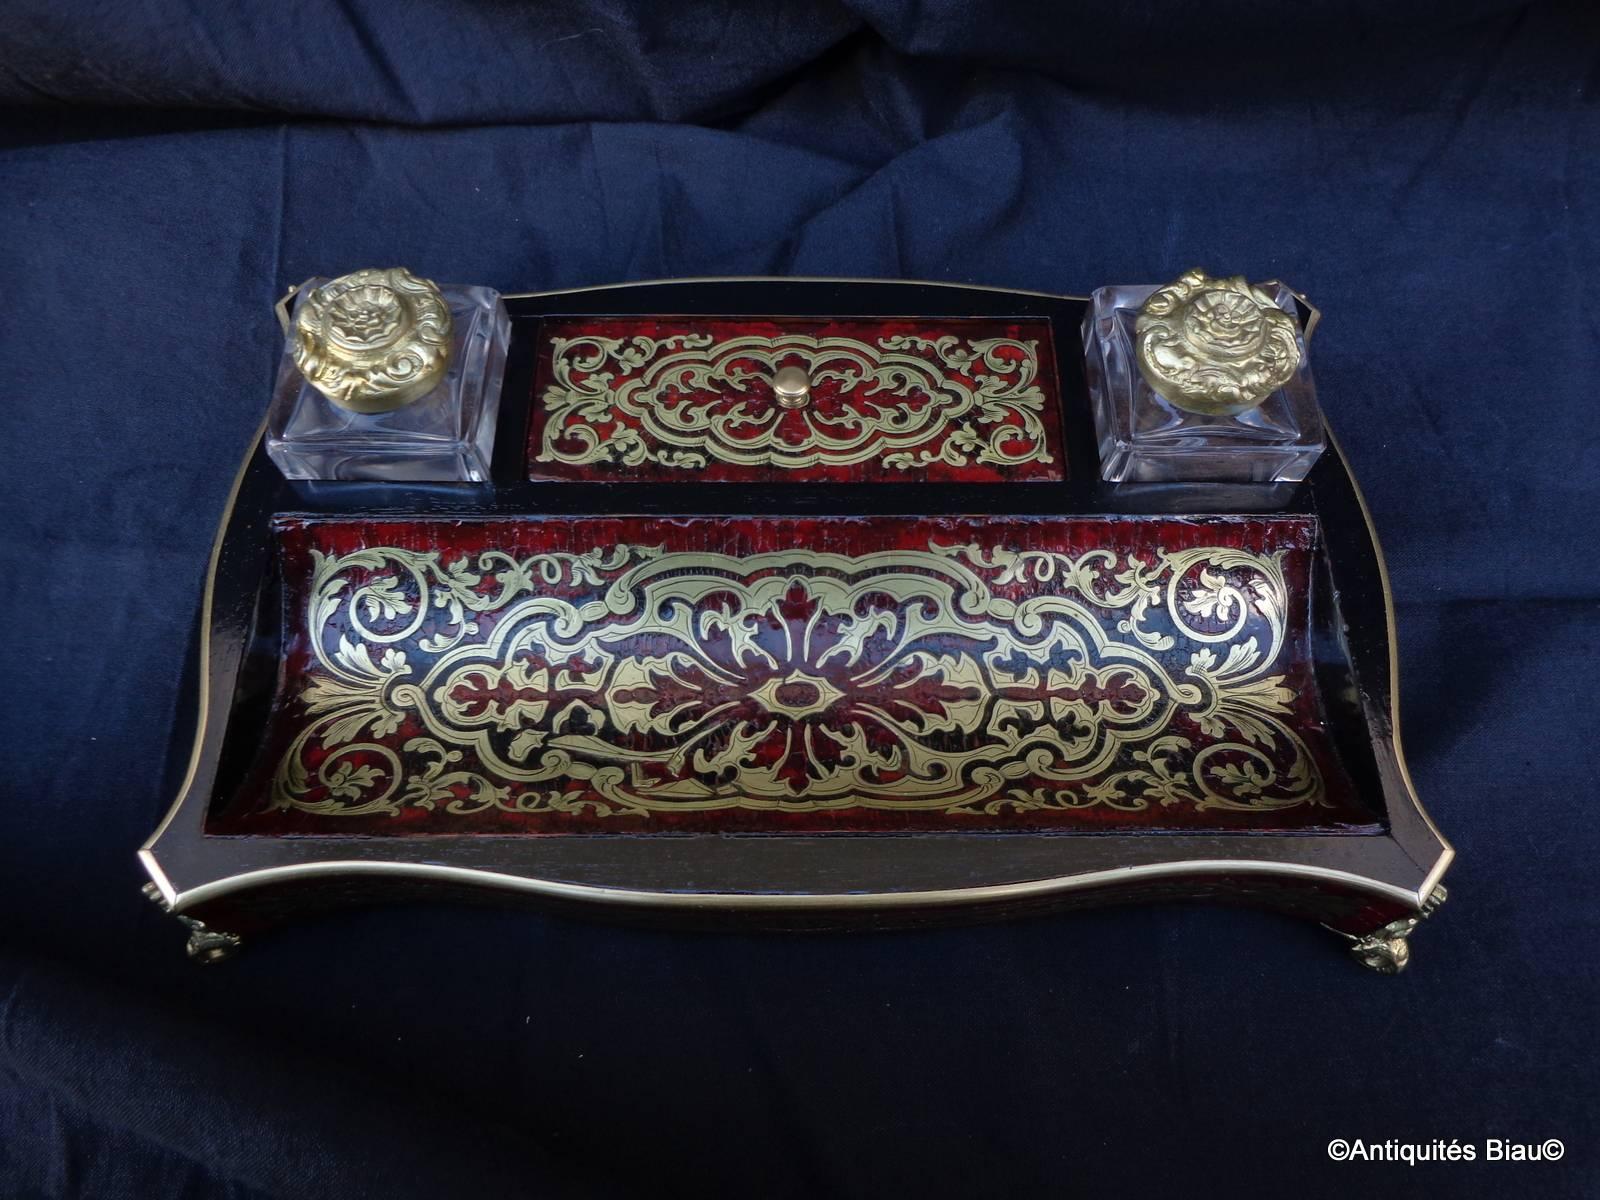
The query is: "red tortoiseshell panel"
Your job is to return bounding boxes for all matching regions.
[525,317,1067,483]
[212,515,1375,835]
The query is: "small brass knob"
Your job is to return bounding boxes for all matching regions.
[292,267,454,413]
[1134,269,1302,417]
[772,365,812,409]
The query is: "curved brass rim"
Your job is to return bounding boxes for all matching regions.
[1324,422,1455,898]
[276,275,1092,331]
[502,274,1091,303]
[145,851,1425,915]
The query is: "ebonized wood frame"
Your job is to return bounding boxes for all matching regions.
[139,278,1453,968]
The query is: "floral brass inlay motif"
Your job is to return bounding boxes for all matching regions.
[533,329,1054,473]
[270,536,1327,821]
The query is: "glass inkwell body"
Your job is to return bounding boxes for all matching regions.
[265,267,509,482]
[1083,269,1324,483]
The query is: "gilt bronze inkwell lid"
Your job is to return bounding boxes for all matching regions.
[1134,268,1303,417]
[290,266,454,413]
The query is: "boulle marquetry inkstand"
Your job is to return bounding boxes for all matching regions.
[140,273,1453,972]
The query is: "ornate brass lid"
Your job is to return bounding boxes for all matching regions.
[291,267,453,413]
[1135,269,1302,417]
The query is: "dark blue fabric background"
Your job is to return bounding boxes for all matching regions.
[1,2,1597,1196]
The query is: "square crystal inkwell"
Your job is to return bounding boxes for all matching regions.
[265,268,509,482]
[1083,270,1324,483]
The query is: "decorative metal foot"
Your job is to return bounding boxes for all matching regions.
[1346,885,1447,974]
[142,882,243,964]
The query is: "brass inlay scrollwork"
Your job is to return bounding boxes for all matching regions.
[534,331,1053,471]
[270,537,1327,821]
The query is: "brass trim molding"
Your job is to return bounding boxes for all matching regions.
[149,851,1426,916]
[503,275,1091,303]
[1324,424,1455,895]
[141,414,267,870]
[280,275,1091,330]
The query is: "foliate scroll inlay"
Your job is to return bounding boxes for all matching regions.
[526,318,1066,484]
[232,517,1368,835]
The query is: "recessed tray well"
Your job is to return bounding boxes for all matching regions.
[212,514,1375,837]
